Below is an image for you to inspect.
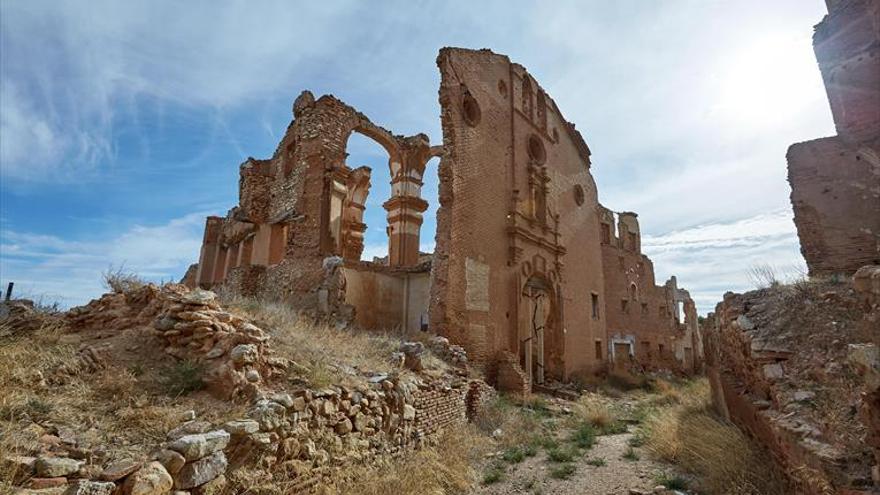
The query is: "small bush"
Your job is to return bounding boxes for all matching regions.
[522,444,538,457]
[102,265,145,294]
[628,432,646,447]
[622,446,639,461]
[483,463,505,485]
[160,360,205,396]
[569,423,596,449]
[656,473,688,490]
[549,463,576,480]
[502,446,526,464]
[586,457,606,467]
[538,436,559,450]
[547,446,576,463]
[748,263,780,289]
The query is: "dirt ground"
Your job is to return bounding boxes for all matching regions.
[471,425,681,495]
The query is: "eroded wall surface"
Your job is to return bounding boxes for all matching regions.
[598,208,701,374]
[788,0,880,276]
[432,48,608,381]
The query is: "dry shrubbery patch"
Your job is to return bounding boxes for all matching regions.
[102,265,146,294]
[219,291,445,388]
[0,317,244,467]
[642,379,788,495]
[334,425,491,494]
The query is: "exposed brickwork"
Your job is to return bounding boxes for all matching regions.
[706,282,879,493]
[787,0,880,277]
[187,47,702,392]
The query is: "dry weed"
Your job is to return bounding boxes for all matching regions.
[642,379,787,495]
[219,292,444,387]
[334,425,491,494]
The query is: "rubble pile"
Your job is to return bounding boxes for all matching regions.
[66,284,285,401]
[2,284,493,494]
[705,268,880,493]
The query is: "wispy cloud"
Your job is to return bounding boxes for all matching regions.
[0,1,833,313]
[0,213,206,307]
[642,210,806,313]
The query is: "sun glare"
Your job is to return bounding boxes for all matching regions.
[714,33,826,128]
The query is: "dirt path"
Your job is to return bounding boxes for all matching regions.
[471,430,679,495]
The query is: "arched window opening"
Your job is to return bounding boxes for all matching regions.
[345,132,391,262]
[629,283,638,302]
[676,300,686,324]
[420,156,441,257]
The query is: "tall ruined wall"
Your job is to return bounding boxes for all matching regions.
[190,91,434,315]
[787,0,880,276]
[431,48,608,379]
[598,208,700,373]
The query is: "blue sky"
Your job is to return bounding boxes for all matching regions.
[1,0,834,312]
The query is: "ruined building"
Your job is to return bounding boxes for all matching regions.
[704,1,880,491]
[787,0,880,276]
[185,48,701,391]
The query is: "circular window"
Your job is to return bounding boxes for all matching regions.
[527,134,546,164]
[498,79,508,96]
[574,184,585,206]
[462,92,481,127]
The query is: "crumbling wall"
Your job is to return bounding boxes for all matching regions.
[598,207,701,374]
[706,277,879,493]
[431,47,608,385]
[343,262,431,332]
[186,47,700,393]
[7,285,494,494]
[189,91,438,316]
[787,0,880,276]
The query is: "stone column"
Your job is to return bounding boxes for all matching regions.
[384,194,428,267]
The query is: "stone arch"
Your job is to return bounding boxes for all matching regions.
[341,131,391,261]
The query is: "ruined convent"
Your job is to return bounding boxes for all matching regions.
[184,48,701,391]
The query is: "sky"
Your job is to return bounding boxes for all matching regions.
[0,0,835,312]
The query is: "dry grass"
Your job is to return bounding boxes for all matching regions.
[0,320,245,472]
[219,292,445,387]
[570,394,613,429]
[641,379,788,495]
[472,395,549,449]
[102,265,146,294]
[334,425,491,494]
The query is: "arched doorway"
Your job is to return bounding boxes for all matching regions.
[522,275,560,385]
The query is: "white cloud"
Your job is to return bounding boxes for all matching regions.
[0,213,206,307]
[642,210,806,314]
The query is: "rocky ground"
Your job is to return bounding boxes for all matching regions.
[472,430,682,495]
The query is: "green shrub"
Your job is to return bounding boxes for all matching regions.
[569,423,596,449]
[482,463,505,484]
[656,473,688,490]
[502,446,526,464]
[550,463,576,479]
[586,457,606,467]
[622,446,639,461]
[547,446,576,463]
[160,360,205,396]
[628,432,646,447]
